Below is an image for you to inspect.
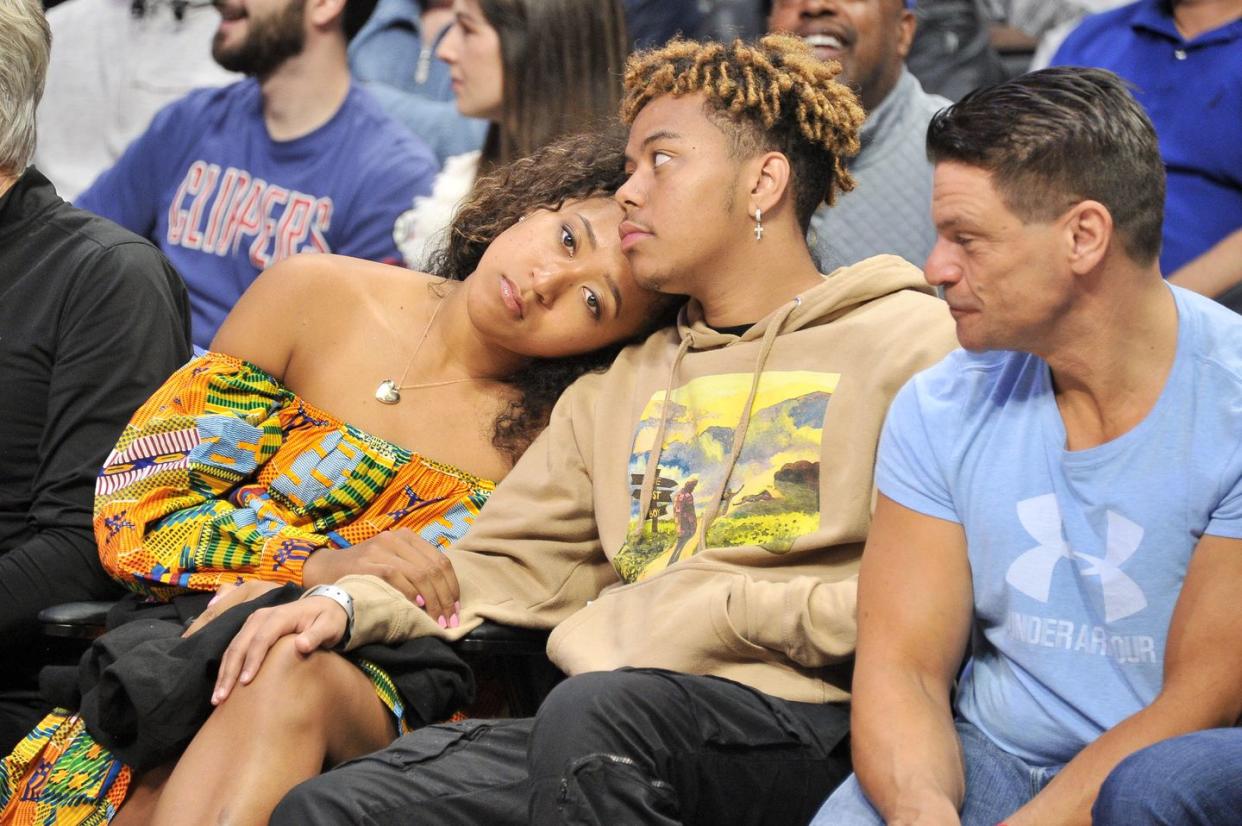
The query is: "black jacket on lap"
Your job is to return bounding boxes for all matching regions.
[40,586,475,771]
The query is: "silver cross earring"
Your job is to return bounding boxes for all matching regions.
[753,208,764,241]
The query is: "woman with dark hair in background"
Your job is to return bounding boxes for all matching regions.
[394,0,628,268]
[0,129,680,826]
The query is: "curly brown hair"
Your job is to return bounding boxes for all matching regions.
[620,34,865,232]
[428,127,683,465]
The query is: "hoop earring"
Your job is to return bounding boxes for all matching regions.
[753,208,764,241]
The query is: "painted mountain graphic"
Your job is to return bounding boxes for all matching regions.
[618,373,835,580]
[750,390,832,431]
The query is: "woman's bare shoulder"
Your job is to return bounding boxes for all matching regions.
[257,254,440,307]
[212,255,442,377]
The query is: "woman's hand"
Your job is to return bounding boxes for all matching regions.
[211,595,349,705]
[302,529,460,627]
[182,580,282,637]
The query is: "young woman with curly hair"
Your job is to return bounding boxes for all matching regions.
[0,128,680,826]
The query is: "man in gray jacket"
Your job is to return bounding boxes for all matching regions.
[768,0,950,273]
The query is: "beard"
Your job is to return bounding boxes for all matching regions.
[212,0,307,78]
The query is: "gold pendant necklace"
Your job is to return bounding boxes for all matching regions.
[375,298,486,405]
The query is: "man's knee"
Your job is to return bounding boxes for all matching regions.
[536,671,664,726]
[1093,731,1239,825]
[1094,740,1169,822]
[529,673,681,823]
[531,671,678,763]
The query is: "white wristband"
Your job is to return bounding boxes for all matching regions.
[302,584,355,651]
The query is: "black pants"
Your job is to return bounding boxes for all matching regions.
[0,538,127,752]
[272,669,851,825]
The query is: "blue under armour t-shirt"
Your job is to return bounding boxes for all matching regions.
[877,284,1242,766]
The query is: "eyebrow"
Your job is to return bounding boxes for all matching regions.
[604,271,623,319]
[935,214,986,236]
[577,212,598,251]
[641,130,681,148]
[624,130,683,164]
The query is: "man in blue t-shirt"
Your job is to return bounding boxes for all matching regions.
[1052,0,1242,312]
[78,0,437,347]
[813,68,1242,826]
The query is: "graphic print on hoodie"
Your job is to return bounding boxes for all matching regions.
[616,370,841,582]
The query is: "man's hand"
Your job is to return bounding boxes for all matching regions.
[302,529,460,627]
[211,596,348,705]
[182,580,282,637]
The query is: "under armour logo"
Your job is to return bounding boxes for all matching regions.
[1006,494,1147,623]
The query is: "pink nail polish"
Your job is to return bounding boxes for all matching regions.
[416,594,426,608]
[437,615,448,628]
[449,613,459,628]
[454,600,461,613]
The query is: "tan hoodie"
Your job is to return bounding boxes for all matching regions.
[339,255,958,703]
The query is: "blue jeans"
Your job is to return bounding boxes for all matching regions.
[810,720,1062,825]
[1093,729,1242,825]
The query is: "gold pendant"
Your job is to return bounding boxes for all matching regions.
[375,379,401,405]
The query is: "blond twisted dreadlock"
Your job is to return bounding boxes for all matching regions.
[621,34,865,229]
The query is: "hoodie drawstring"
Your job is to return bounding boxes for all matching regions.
[630,332,694,543]
[696,296,802,545]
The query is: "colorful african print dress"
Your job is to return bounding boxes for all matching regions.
[0,352,494,825]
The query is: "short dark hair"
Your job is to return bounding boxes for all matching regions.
[926,67,1165,265]
[621,34,865,234]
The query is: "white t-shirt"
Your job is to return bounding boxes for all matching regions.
[35,0,238,200]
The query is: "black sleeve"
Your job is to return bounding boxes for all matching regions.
[0,240,191,649]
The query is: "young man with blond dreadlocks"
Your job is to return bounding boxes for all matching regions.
[217,34,956,824]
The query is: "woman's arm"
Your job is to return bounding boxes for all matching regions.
[95,256,360,596]
[209,253,329,378]
[93,353,322,595]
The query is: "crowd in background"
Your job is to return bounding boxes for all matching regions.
[1,0,1240,823]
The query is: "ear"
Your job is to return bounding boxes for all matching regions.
[746,151,792,218]
[307,0,347,32]
[1065,200,1113,276]
[896,9,917,59]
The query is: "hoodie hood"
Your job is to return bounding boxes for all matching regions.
[676,254,936,350]
[634,254,938,548]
